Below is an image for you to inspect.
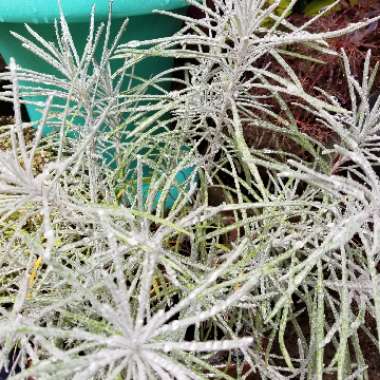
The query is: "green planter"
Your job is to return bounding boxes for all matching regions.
[0,0,188,120]
[0,0,195,209]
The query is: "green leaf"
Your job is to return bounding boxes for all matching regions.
[267,0,293,16]
[304,0,337,16]
[303,0,358,16]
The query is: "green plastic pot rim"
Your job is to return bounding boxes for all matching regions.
[0,1,197,210]
[0,0,188,24]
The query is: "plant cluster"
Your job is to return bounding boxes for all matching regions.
[0,0,380,379]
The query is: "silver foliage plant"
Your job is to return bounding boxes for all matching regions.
[1,0,380,379]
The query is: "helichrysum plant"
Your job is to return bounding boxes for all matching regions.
[1,0,380,379]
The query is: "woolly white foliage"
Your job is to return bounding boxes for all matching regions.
[1,1,380,379]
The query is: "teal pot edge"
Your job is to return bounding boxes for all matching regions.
[0,6,198,210]
[0,0,188,23]
[0,11,185,121]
